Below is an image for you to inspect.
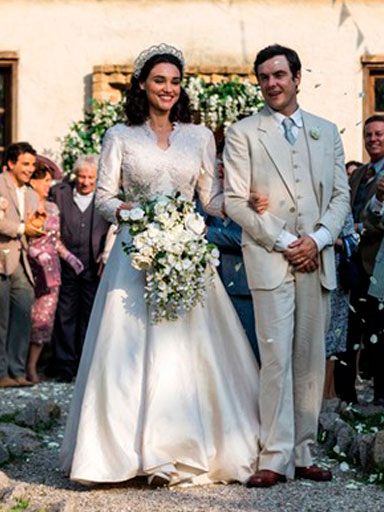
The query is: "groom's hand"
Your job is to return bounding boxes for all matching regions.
[284,236,318,272]
[249,193,269,214]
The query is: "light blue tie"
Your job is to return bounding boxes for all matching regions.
[282,117,296,145]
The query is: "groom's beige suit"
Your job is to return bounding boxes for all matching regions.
[224,105,350,476]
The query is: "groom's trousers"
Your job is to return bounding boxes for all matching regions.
[251,266,330,476]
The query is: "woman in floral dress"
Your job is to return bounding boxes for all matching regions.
[26,163,83,383]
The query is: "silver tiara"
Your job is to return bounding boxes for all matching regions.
[133,43,185,79]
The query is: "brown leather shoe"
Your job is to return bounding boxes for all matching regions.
[0,376,20,388]
[247,470,287,488]
[13,377,35,387]
[295,465,332,481]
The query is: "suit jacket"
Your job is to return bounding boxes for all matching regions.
[349,163,383,275]
[223,106,350,291]
[365,204,384,299]
[205,216,251,296]
[0,171,39,283]
[51,182,110,264]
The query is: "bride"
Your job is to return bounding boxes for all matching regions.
[60,43,260,486]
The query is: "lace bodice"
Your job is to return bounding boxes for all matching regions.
[95,122,223,223]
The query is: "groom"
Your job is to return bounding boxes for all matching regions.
[224,44,350,487]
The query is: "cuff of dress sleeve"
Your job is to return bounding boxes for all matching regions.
[309,226,333,252]
[274,230,298,252]
[17,221,25,236]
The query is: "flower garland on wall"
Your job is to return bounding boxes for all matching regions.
[60,77,264,175]
[185,76,264,132]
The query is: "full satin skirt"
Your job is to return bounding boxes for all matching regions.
[60,228,260,485]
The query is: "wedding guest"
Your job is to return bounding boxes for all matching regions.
[205,214,259,361]
[335,116,384,403]
[0,142,43,388]
[323,212,358,399]
[346,160,362,179]
[50,154,111,382]
[224,44,350,486]
[26,163,84,384]
[363,174,384,405]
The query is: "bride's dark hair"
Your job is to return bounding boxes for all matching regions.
[125,54,191,126]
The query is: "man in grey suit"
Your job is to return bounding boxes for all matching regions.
[335,116,384,404]
[0,142,43,387]
[224,45,350,487]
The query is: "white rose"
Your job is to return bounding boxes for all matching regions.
[133,233,148,249]
[185,213,205,235]
[129,207,145,221]
[147,224,161,240]
[141,246,154,258]
[131,254,152,270]
[182,258,193,270]
[119,209,131,222]
[211,248,220,259]
[154,202,166,216]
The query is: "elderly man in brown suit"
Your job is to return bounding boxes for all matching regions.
[224,44,350,487]
[0,142,43,387]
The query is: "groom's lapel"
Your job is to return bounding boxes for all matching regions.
[302,111,325,208]
[257,107,295,202]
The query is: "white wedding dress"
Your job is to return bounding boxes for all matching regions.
[60,122,260,486]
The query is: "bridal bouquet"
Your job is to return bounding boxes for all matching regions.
[120,192,220,324]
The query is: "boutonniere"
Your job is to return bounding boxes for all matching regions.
[309,127,321,140]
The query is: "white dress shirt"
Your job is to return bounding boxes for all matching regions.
[73,188,94,212]
[15,184,26,235]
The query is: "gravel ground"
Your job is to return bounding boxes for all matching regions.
[1,381,383,512]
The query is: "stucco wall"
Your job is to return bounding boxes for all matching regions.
[0,0,382,162]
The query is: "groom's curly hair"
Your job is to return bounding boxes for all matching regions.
[125,54,191,126]
[254,44,302,80]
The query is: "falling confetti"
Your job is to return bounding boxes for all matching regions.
[234,262,243,272]
[349,303,356,313]
[379,303,384,311]
[355,121,362,126]
[358,92,366,98]
[353,344,360,351]
[340,462,350,472]
[305,68,312,73]
[370,276,378,285]
[370,334,378,344]
[345,481,361,490]
[228,281,234,288]
[314,83,322,88]
[340,128,346,134]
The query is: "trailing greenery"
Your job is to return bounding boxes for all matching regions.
[60,99,125,176]
[59,77,264,175]
[8,499,30,512]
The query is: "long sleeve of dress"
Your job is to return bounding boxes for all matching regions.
[196,131,224,218]
[95,127,124,224]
